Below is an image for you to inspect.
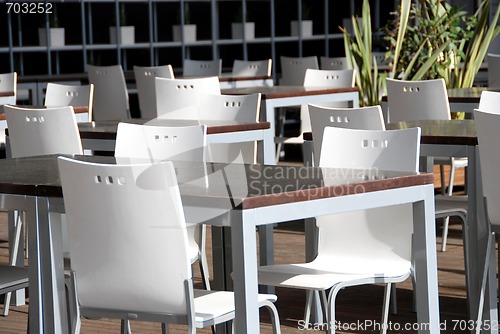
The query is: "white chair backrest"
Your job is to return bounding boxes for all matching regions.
[299,68,356,135]
[183,59,222,77]
[87,64,129,121]
[133,65,175,119]
[316,127,420,271]
[5,105,83,158]
[0,72,17,106]
[115,123,206,162]
[320,56,349,70]
[479,90,500,113]
[487,53,500,87]
[279,55,318,86]
[309,104,385,166]
[58,157,192,314]
[44,83,94,122]
[198,93,261,163]
[385,78,451,122]
[155,76,221,120]
[232,59,272,77]
[474,108,500,227]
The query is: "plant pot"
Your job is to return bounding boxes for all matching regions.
[109,26,135,45]
[38,28,65,47]
[231,22,255,40]
[290,20,313,37]
[173,24,197,42]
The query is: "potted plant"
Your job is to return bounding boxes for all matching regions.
[385,0,500,118]
[290,2,312,37]
[231,7,255,40]
[173,3,196,42]
[109,4,135,45]
[38,14,65,47]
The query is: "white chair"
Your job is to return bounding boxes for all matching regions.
[276,68,355,162]
[44,83,95,122]
[198,93,261,164]
[320,56,349,70]
[279,55,318,85]
[259,126,420,334]
[58,157,282,334]
[473,107,500,330]
[487,53,500,87]
[478,90,500,112]
[232,59,272,77]
[385,79,466,191]
[155,76,221,120]
[87,64,130,121]
[183,59,222,77]
[115,123,211,290]
[386,78,468,250]
[133,65,175,119]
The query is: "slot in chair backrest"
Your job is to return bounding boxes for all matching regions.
[198,93,261,163]
[44,83,94,122]
[474,108,500,228]
[487,53,500,87]
[155,76,221,120]
[320,56,349,70]
[279,55,318,85]
[232,59,272,77]
[58,157,192,315]
[87,64,129,121]
[309,104,385,166]
[4,105,83,158]
[386,78,451,122]
[133,65,175,119]
[183,59,222,77]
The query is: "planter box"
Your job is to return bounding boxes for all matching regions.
[231,22,255,40]
[173,24,197,43]
[109,26,135,45]
[290,20,313,37]
[38,28,65,47]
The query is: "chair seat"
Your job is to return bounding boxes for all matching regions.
[434,156,468,168]
[0,265,29,295]
[258,259,411,291]
[193,289,277,327]
[435,195,468,219]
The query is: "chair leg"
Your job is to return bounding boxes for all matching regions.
[3,213,23,316]
[326,286,343,334]
[440,164,446,195]
[161,323,169,334]
[381,284,392,334]
[303,290,313,326]
[442,217,450,252]
[198,225,211,290]
[120,319,131,334]
[389,283,397,315]
[262,300,282,334]
[448,163,456,196]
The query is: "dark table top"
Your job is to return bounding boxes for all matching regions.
[222,86,358,100]
[78,118,271,140]
[0,154,433,209]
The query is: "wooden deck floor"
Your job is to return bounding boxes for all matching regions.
[0,166,471,333]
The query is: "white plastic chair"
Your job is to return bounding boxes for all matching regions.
[87,64,130,121]
[487,53,500,87]
[133,65,175,119]
[115,123,211,290]
[4,104,83,315]
[386,78,468,251]
[231,59,272,77]
[44,83,94,122]
[472,107,500,331]
[259,126,421,334]
[279,55,318,85]
[155,76,221,120]
[58,157,281,334]
[320,56,349,70]
[183,59,222,77]
[276,68,355,162]
[198,93,261,164]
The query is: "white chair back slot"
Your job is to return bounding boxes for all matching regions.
[183,59,222,77]
[232,59,272,77]
[44,83,94,122]
[320,56,349,70]
[279,55,318,86]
